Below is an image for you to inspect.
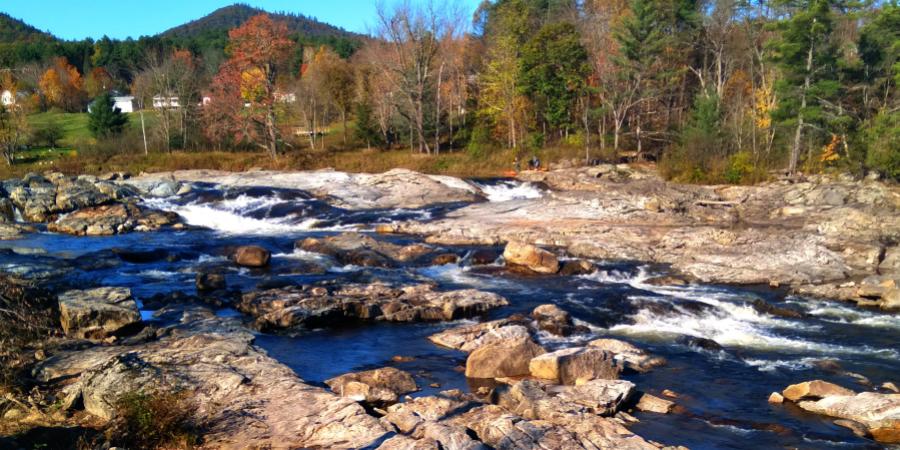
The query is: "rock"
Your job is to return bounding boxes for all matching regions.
[48,203,179,236]
[239,284,508,331]
[325,367,417,405]
[431,253,459,265]
[782,380,855,402]
[503,242,559,274]
[58,287,141,340]
[587,339,666,373]
[644,276,688,286]
[768,392,784,404]
[750,299,806,319]
[883,382,899,393]
[0,197,16,222]
[834,419,871,439]
[465,337,546,379]
[796,392,900,444]
[233,245,271,268]
[882,288,900,311]
[528,347,620,385]
[635,393,675,413]
[558,259,595,276]
[554,379,637,416]
[531,304,581,336]
[298,233,433,267]
[66,316,390,447]
[428,318,532,352]
[469,249,500,265]
[196,272,226,292]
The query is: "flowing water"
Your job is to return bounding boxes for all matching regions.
[1,179,896,450]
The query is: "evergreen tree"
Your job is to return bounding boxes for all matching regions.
[519,22,590,138]
[354,97,383,149]
[87,92,128,138]
[770,0,842,174]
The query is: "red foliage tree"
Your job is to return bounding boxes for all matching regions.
[203,14,294,157]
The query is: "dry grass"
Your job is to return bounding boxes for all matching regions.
[0,144,603,179]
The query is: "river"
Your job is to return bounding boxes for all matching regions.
[1,179,896,449]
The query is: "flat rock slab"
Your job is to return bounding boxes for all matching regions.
[797,392,900,444]
[239,283,508,331]
[783,380,856,402]
[528,347,620,385]
[465,337,546,379]
[48,203,179,236]
[58,287,141,340]
[298,233,433,268]
[428,318,533,353]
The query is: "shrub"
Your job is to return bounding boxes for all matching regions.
[32,121,65,149]
[106,390,199,450]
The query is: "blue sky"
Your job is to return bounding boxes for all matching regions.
[1,1,483,40]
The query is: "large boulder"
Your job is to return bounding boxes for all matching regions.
[503,242,559,274]
[326,367,418,405]
[588,338,667,373]
[531,304,583,336]
[528,347,620,385]
[465,337,546,379]
[298,233,432,268]
[58,287,141,340]
[782,380,855,402]
[428,318,532,353]
[233,245,271,268]
[795,392,900,444]
[239,284,508,331]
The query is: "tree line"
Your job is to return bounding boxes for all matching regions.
[1,0,897,180]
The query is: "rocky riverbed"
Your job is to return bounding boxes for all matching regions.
[0,166,897,449]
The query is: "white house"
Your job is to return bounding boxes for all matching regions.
[87,96,134,113]
[153,95,181,109]
[1,90,15,106]
[113,96,134,113]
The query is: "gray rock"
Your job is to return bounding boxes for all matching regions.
[58,287,141,340]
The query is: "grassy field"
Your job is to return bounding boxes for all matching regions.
[3,111,599,179]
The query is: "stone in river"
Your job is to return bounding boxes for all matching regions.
[795,392,900,444]
[503,241,560,274]
[588,338,667,373]
[465,336,546,379]
[233,245,271,268]
[196,272,227,292]
[528,347,620,385]
[58,287,141,340]
[531,304,582,337]
[325,367,417,405]
[634,392,675,414]
[428,317,532,353]
[782,380,855,402]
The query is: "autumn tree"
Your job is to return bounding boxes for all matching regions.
[0,73,27,165]
[315,49,356,144]
[38,57,86,112]
[212,14,295,158]
[135,50,202,151]
[85,67,114,98]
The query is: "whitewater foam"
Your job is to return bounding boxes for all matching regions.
[475,180,544,202]
[144,196,322,235]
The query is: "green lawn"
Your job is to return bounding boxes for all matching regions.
[26,110,157,149]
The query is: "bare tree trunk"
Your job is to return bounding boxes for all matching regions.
[139,108,148,155]
[790,37,814,175]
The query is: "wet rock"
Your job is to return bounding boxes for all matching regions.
[0,223,34,240]
[431,253,459,265]
[298,233,433,267]
[239,284,508,331]
[782,380,855,402]
[676,335,725,352]
[635,392,675,414]
[196,272,226,292]
[503,242,559,274]
[48,203,179,236]
[558,259,595,276]
[834,419,871,439]
[58,287,141,340]
[325,367,418,405]
[0,197,16,222]
[795,392,900,444]
[531,304,582,337]
[233,245,271,268]
[112,248,170,263]
[554,379,637,416]
[750,299,807,319]
[465,336,546,379]
[644,276,688,286]
[469,249,501,265]
[428,317,532,352]
[528,347,620,385]
[768,392,784,404]
[588,338,667,373]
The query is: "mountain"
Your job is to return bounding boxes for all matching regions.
[159,3,359,40]
[0,13,56,43]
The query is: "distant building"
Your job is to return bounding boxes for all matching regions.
[274,92,296,104]
[1,90,15,106]
[87,96,135,113]
[113,96,134,113]
[153,95,181,109]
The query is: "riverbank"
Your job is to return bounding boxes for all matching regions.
[0,166,898,448]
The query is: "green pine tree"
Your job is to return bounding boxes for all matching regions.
[354,97,382,149]
[769,0,842,174]
[88,92,128,138]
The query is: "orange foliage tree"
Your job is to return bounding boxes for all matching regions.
[38,57,86,112]
[203,14,294,158]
